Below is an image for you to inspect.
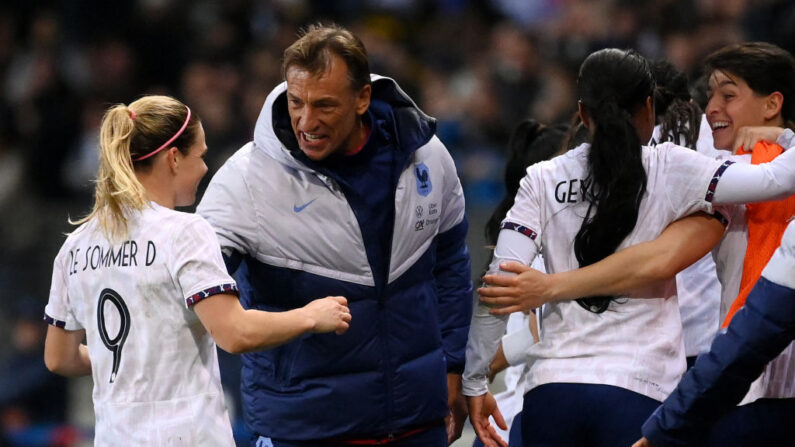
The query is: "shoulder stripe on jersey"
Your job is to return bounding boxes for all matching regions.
[185,283,239,308]
[43,313,66,328]
[500,222,538,240]
[705,160,735,203]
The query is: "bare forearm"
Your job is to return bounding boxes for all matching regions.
[209,306,315,354]
[546,213,724,301]
[73,344,92,375]
[545,244,673,300]
[232,308,315,353]
[196,293,350,354]
[51,344,91,377]
[44,328,92,377]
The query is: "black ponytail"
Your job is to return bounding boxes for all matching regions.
[651,59,702,149]
[574,49,654,313]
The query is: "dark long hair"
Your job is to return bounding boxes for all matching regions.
[484,119,568,246]
[574,48,654,313]
[651,59,702,149]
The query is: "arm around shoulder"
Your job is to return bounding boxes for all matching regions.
[478,212,723,313]
[714,139,795,204]
[545,212,724,300]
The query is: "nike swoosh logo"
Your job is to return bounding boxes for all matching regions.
[293,198,317,213]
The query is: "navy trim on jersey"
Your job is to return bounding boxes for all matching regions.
[185,283,239,308]
[705,161,735,203]
[500,221,538,240]
[43,313,66,328]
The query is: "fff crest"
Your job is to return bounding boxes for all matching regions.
[414,162,432,197]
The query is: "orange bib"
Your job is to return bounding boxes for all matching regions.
[722,141,795,327]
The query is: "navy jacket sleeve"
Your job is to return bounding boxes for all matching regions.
[433,217,473,374]
[642,276,795,446]
[222,251,243,275]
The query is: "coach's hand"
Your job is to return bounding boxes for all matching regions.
[632,437,657,447]
[446,373,468,444]
[304,296,351,335]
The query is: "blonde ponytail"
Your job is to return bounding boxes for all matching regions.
[72,95,198,241]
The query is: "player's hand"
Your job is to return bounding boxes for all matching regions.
[466,393,508,447]
[303,296,351,335]
[631,437,657,447]
[733,126,785,154]
[445,373,468,445]
[479,262,551,315]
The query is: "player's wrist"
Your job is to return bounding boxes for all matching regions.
[546,272,567,302]
[294,307,318,333]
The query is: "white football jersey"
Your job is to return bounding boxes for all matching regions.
[464,142,728,401]
[675,253,721,357]
[44,203,236,446]
[651,120,723,358]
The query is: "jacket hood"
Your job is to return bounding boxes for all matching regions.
[253,74,436,171]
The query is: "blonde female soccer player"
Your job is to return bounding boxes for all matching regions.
[42,95,351,446]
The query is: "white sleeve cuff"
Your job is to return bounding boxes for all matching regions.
[777,128,795,149]
[502,325,534,366]
[462,376,489,397]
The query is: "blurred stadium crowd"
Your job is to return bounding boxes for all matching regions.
[0,0,793,445]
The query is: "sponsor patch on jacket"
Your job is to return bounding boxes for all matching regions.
[415,162,432,197]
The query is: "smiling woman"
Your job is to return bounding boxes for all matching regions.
[705,42,795,151]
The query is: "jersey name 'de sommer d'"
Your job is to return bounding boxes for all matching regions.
[44,202,236,446]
